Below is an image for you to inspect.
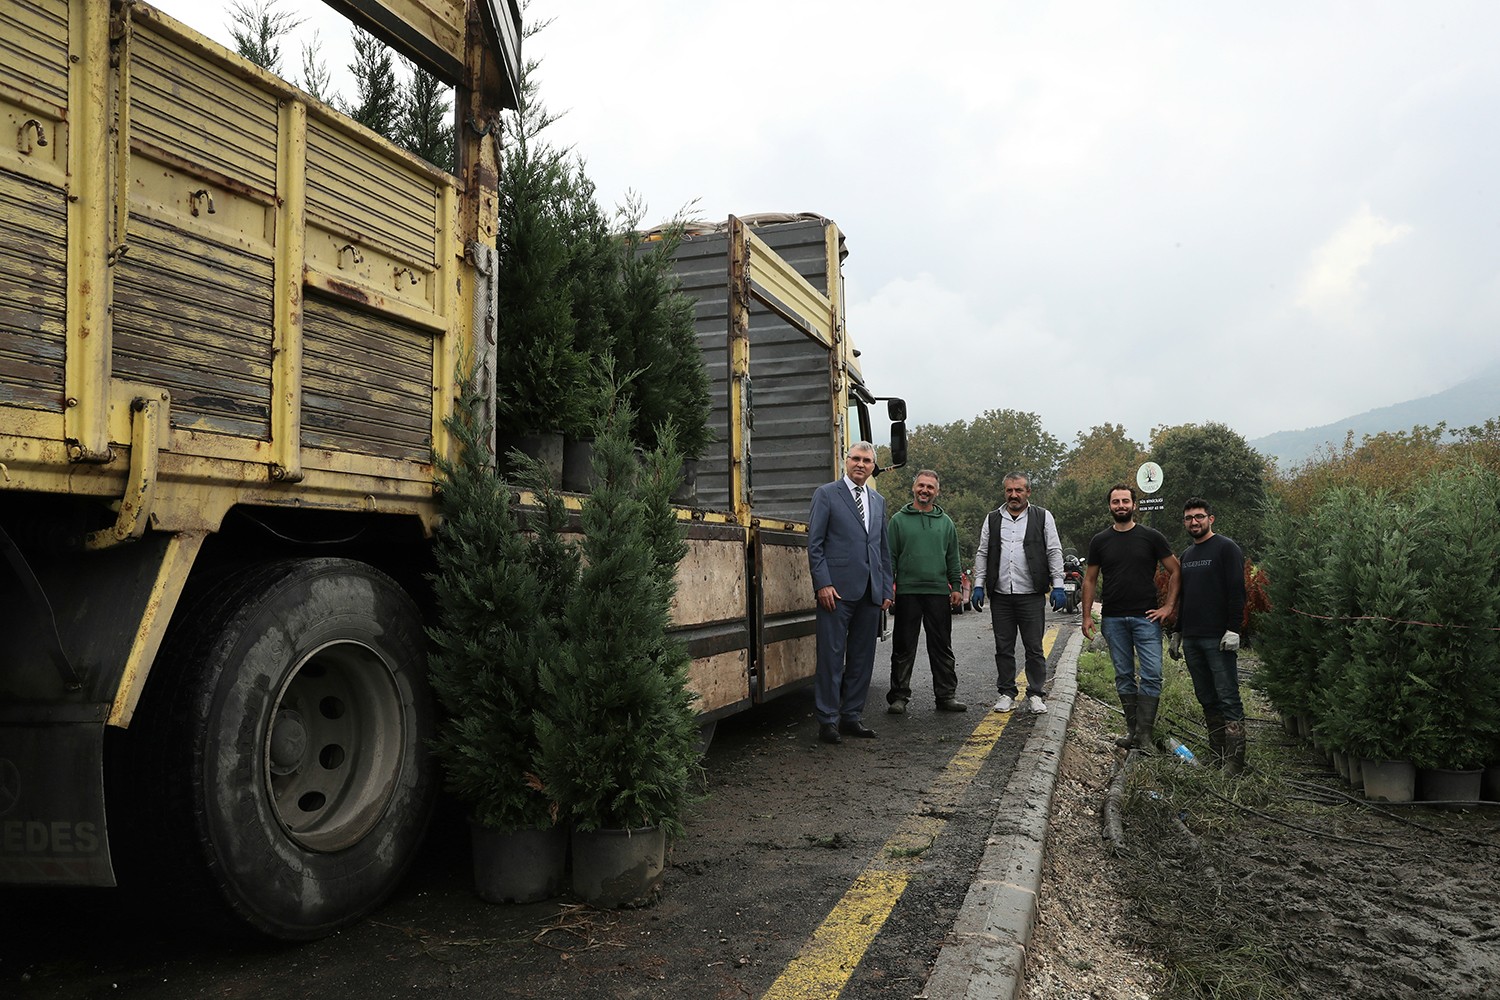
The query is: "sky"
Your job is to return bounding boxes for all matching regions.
[150,1,1500,448]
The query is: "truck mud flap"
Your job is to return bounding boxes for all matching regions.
[0,721,113,885]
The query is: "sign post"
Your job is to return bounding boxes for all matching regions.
[1136,462,1165,513]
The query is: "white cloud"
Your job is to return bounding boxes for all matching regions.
[141,0,1500,444]
[1295,204,1414,323]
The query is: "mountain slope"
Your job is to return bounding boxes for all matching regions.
[1250,368,1500,468]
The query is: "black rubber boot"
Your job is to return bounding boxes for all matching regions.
[1132,695,1159,752]
[1224,720,1247,776]
[1115,693,1137,749]
[1204,711,1227,768]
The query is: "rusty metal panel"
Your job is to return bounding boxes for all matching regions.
[305,119,440,268]
[300,295,434,461]
[127,17,279,198]
[664,217,839,521]
[112,215,275,439]
[0,172,67,412]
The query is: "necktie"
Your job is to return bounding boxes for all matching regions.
[853,485,865,529]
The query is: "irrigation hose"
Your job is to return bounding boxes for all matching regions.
[1284,778,1500,849]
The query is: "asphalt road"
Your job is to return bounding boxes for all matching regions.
[3,605,1083,1000]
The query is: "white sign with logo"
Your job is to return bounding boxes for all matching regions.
[1136,462,1163,495]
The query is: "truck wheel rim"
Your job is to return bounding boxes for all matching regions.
[263,639,406,852]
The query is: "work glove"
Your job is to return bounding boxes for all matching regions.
[1219,630,1241,652]
[1168,631,1182,661]
[1050,587,1067,612]
[970,586,985,612]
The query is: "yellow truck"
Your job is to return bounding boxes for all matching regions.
[0,1,905,939]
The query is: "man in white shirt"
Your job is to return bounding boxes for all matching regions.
[970,473,1065,713]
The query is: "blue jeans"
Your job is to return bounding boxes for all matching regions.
[1101,616,1163,698]
[1182,636,1244,721]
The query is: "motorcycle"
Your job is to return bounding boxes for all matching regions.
[1062,554,1083,614]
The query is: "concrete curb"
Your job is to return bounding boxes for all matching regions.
[919,628,1082,999]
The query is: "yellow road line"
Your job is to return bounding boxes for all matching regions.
[761,626,1059,999]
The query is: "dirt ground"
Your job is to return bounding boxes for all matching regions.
[1021,672,1500,1000]
[7,622,1499,999]
[2,611,1029,1000]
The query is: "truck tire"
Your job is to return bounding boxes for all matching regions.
[122,558,435,940]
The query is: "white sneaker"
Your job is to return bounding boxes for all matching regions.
[993,694,1016,713]
[1027,695,1048,714]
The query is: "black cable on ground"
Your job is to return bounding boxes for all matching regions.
[1284,778,1500,849]
[1199,787,1405,848]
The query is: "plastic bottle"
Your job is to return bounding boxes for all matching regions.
[1165,737,1199,765]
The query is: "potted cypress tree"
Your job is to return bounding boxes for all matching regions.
[427,371,578,903]
[493,57,586,481]
[534,399,701,908]
[1402,464,1500,802]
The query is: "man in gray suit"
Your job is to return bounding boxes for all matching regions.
[808,441,895,744]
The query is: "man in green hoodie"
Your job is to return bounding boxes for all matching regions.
[886,470,968,714]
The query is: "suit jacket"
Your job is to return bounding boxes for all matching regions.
[808,478,894,605]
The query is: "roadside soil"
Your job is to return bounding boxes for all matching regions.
[2,612,1028,1000]
[1021,654,1500,1000]
[8,623,1498,1000]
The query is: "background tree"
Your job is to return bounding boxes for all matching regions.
[1048,423,1147,551]
[345,28,400,140]
[228,0,301,73]
[877,409,1063,563]
[557,161,624,435]
[1270,422,1494,516]
[396,58,455,171]
[1147,421,1270,557]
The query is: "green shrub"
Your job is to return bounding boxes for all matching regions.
[534,401,701,834]
[1257,463,1500,767]
[427,372,575,832]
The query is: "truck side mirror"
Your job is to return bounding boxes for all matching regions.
[886,422,908,470]
[886,398,907,422]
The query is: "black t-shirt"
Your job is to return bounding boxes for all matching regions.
[1178,533,1246,637]
[1086,524,1174,617]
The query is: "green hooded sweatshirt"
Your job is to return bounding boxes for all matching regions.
[888,502,963,596]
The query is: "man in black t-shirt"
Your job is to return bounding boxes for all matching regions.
[1081,483,1180,751]
[1172,497,1248,773]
